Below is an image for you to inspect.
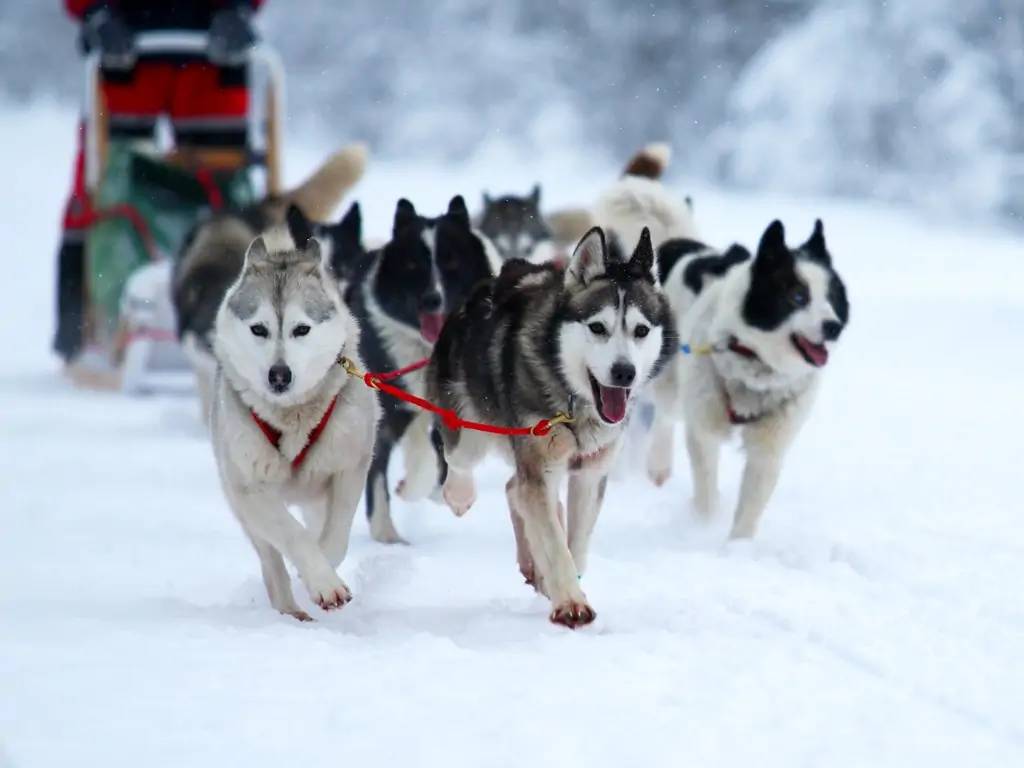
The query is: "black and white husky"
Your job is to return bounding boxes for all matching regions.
[345,196,500,543]
[427,226,676,627]
[210,213,378,620]
[648,220,849,538]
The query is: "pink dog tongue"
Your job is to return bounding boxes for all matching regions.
[796,335,829,367]
[598,385,629,423]
[419,313,445,343]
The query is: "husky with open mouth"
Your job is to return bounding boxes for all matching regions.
[346,196,500,543]
[427,226,676,627]
[647,219,849,538]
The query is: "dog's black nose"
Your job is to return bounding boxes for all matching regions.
[268,364,292,393]
[610,361,636,388]
[420,291,443,313]
[822,320,843,341]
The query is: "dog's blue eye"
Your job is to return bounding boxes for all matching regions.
[634,324,650,339]
[250,323,269,338]
[790,287,809,308]
[292,324,311,338]
[588,322,608,336]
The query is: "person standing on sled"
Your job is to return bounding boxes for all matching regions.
[54,0,265,364]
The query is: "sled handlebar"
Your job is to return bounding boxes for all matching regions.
[132,31,211,56]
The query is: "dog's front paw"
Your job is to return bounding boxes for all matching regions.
[646,455,672,487]
[549,599,596,629]
[648,465,671,487]
[442,474,476,517]
[282,608,314,622]
[310,581,352,611]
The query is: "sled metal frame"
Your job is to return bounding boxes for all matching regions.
[73,32,286,393]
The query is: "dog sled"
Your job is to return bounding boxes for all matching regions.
[67,31,285,393]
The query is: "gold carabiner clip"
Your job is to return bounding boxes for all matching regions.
[547,410,575,428]
[338,355,361,378]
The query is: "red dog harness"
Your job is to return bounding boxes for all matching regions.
[250,397,338,471]
[725,338,760,425]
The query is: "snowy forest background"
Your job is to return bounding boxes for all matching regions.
[2,0,1021,221]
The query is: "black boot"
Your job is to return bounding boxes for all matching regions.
[53,237,86,362]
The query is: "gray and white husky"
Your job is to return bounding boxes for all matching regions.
[427,226,676,627]
[648,219,849,538]
[210,217,379,620]
[477,185,555,263]
[175,144,367,424]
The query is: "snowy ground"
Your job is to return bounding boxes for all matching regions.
[2,104,1023,767]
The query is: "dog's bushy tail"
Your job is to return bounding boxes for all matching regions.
[622,142,672,180]
[285,143,369,221]
[594,141,696,251]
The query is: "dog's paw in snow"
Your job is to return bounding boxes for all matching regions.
[369,511,408,545]
[282,608,314,622]
[549,599,596,629]
[307,578,352,611]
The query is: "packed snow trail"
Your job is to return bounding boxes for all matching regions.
[1,105,1022,767]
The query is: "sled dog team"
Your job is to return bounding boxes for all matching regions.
[177,143,849,627]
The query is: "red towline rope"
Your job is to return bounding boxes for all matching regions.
[371,356,431,382]
[338,356,573,438]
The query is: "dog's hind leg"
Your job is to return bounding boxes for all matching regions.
[513,461,595,628]
[235,490,352,612]
[249,534,311,621]
[567,472,607,577]
[366,451,405,544]
[647,363,679,486]
[506,476,538,591]
[366,408,413,544]
[686,427,721,520]
[321,449,375,567]
[395,413,439,502]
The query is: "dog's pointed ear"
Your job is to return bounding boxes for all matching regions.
[243,235,270,268]
[754,220,791,271]
[567,226,607,288]
[802,218,830,264]
[305,235,327,273]
[338,201,362,243]
[393,198,417,236]
[628,227,658,284]
[530,184,541,206]
[286,204,314,249]
[482,191,493,209]
[447,195,471,228]
[327,202,363,281]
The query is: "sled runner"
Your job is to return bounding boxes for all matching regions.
[68,31,285,393]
